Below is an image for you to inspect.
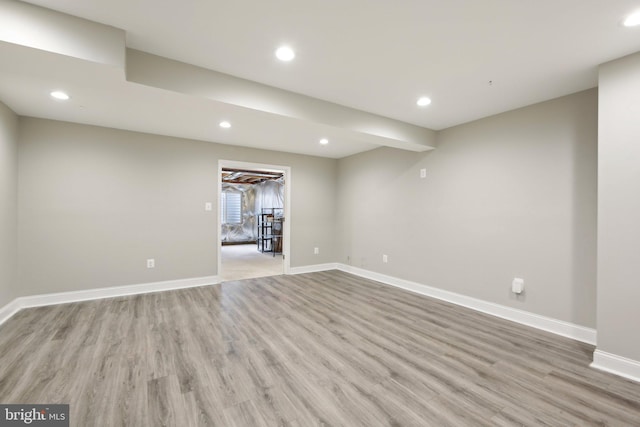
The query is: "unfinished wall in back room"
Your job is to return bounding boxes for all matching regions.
[220,179,285,244]
[221,183,257,243]
[255,180,284,218]
[337,89,597,328]
[0,101,18,308]
[17,118,338,297]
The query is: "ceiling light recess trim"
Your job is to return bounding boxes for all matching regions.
[623,11,640,27]
[416,96,432,107]
[275,46,295,62]
[219,121,231,128]
[319,138,329,145]
[50,90,70,100]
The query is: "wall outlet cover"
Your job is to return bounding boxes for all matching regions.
[512,277,524,294]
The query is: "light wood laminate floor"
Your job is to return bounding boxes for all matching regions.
[1,271,639,426]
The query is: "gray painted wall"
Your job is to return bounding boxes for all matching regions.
[597,52,640,361]
[0,101,18,308]
[8,89,601,335]
[18,118,337,296]
[337,89,597,327]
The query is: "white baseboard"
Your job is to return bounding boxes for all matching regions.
[0,275,220,326]
[288,263,338,275]
[0,298,23,327]
[336,264,597,345]
[591,350,640,383]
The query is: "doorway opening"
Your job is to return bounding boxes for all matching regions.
[218,160,290,281]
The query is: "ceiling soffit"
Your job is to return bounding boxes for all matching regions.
[0,0,436,158]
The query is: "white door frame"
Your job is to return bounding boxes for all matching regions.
[218,159,291,278]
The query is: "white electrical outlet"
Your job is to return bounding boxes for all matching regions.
[147,259,155,269]
[512,277,524,294]
[314,247,319,255]
[420,168,427,178]
[383,254,388,263]
[205,202,212,211]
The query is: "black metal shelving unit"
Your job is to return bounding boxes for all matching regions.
[257,208,284,256]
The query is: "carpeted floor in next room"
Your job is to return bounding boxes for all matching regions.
[220,243,283,282]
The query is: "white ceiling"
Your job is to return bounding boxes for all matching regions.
[2,0,640,158]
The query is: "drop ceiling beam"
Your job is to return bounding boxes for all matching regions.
[126,49,436,152]
[0,0,124,68]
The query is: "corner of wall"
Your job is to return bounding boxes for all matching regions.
[0,100,19,309]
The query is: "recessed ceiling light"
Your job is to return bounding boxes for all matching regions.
[219,121,231,128]
[623,11,640,27]
[50,91,70,100]
[319,138,329,145]
[416,96,432,107]
[275,46,295,62]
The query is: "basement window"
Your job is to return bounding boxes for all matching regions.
[221,191,242,224]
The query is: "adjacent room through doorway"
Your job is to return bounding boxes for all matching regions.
[219,167,285,281]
